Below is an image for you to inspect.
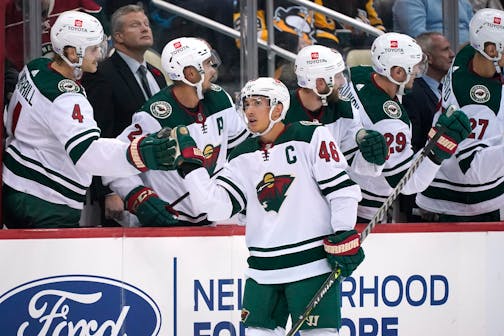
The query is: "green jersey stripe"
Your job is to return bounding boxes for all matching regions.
[64,128,100,151]
[249,235,327,252]
[217,175,247,207]
[321,179,357,196]
[248,245,326,271]
[69,135,99,164]
[421,180,504,204]
[7,146,87,189]
[4,151,86,203]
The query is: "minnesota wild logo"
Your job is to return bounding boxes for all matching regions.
[203,144,220,175]
[256,173,294,213]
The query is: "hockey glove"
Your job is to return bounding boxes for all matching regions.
[127,128,176,172]
[427,109,471,164]
[324,229,365,277]
[356,129,388,165]
[170,126,205,178]
[124,186,179,227]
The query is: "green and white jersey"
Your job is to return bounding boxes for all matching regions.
[285,89,382,176]
[417,45,504,216]
[3,58,139,210]
[185,122,362,284]
[107,84,249,224]
[346,66,441,220]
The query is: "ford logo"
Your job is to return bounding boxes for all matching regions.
[0,275,161,335]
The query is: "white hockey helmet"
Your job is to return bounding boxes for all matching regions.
[371,32,426,86]
[295,45,347,104]
[50,10,105,75]
[161,37,220,99]
[470,8,504,61]
[239,77,290,136]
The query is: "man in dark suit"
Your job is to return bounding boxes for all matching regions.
[400,31,455,221]
[82,4,167,226]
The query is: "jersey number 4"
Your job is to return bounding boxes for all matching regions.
[72,104,83,123]
[319,141,340,162]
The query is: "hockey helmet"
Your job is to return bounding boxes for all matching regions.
[470,8,504,61]
[239,77,290,136]
[371,32,426,86]
[51,11,106,68]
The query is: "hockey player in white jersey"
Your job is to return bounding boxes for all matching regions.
[417,8,504,221]
[345,32,472,222]
[103,37,249,226]
[170,77,364,335]
[2,11,176,229]
[285,44,388,176]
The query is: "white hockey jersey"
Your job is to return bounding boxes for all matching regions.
[346,66,442,220]
[106,84,249,225]
[416,45,504,216]
[185,122,362,284]
[3,58,139,210]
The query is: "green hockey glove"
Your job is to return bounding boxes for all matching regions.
[125,186,179,227]
[356,129,388,165]
[127,128,176,172]
[170,126,205,177]
[324,229,365,277]
[428,109,471,164]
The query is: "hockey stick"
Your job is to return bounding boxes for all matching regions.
[285,105,457,336]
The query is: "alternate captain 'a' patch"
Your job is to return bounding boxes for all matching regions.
[58,79,80,93]
[469,85,490,103]
[256,173,294,213]
[383,100,402,118]
[150,101,172,119]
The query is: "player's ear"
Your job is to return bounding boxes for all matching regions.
[64,46,78,63]
[271,103,283,121]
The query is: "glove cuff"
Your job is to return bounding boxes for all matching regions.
[125,186,158,213]
[324,231,361,256]
[127,136,148,172]
[428,127,458,155]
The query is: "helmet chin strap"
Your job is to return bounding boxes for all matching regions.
[388,73,410,96]
[250,104,279,137]
[182,73,205,100]
[312,86,334,106]
[60,54,84,80]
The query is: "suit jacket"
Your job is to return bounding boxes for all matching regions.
[82,51,167,138]
[81,52,167,204]
[402,77,440,152]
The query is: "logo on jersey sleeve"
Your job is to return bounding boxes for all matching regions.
[210,84,222,92]
[202,144,221,175]
[256,173,294,213]
[58,79,80,93]
[150,101,172,119]
[382,100,402,118]
[469,85,490,103]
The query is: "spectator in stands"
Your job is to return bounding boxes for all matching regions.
[2,11,176,229]
[469,0,504,11]
[393,0,474,46]
[400,31,455,221]
[320,0,387,49]
[5,0,109,71]
[81,4,167,227]
[416,8,504,222]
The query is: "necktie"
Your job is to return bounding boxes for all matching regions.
[137,65,152,99]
